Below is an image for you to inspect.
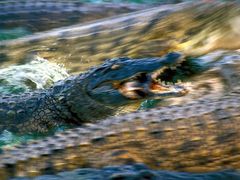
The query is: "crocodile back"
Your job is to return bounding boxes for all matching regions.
[0,0,147,33]
[0,95,239,178]
[1,2,239,73]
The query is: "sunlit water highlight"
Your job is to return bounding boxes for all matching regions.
[0,56,70,147]
[0,56,69,95]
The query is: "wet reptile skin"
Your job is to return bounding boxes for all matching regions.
[0,2,239,73]
[0,93,239,179]
[0,0,148,33]
[0,1,240,179]
[0,53,187,134]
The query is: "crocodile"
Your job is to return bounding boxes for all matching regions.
[0,93,239,179]
[0,0,149,34]
[0,1,239,73]
[0,52,188,134]
[0,1,240,179]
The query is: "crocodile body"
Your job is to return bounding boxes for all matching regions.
[0,53,188,134]
[0,1,240,179]
[0,93,239,179]
[0,2,239,73]
[0,0,148,33]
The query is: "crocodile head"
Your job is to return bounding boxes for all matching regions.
[83,52,188,107]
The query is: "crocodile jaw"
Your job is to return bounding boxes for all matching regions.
[149,81,189,98]
[117,73,189,100]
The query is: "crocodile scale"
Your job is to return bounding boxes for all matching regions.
[0,94,239,179]
[0,2,239,73]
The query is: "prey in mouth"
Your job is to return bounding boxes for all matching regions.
[87,52,190,107]
[116,71,189,100]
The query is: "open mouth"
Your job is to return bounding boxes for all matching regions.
[116,65,190,100]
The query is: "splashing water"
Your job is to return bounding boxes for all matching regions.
[0,56,69,95]
[0,56,70,147]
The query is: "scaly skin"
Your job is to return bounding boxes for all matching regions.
[0,93,239,179]
[0,2,240,179]
[0,0,148,33]
[0,53,188,134]
[0,2,239,73]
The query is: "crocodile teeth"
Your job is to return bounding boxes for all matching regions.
[152,67,168,79]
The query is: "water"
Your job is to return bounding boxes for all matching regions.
[0,56,69,95]
[0,56,70,147]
